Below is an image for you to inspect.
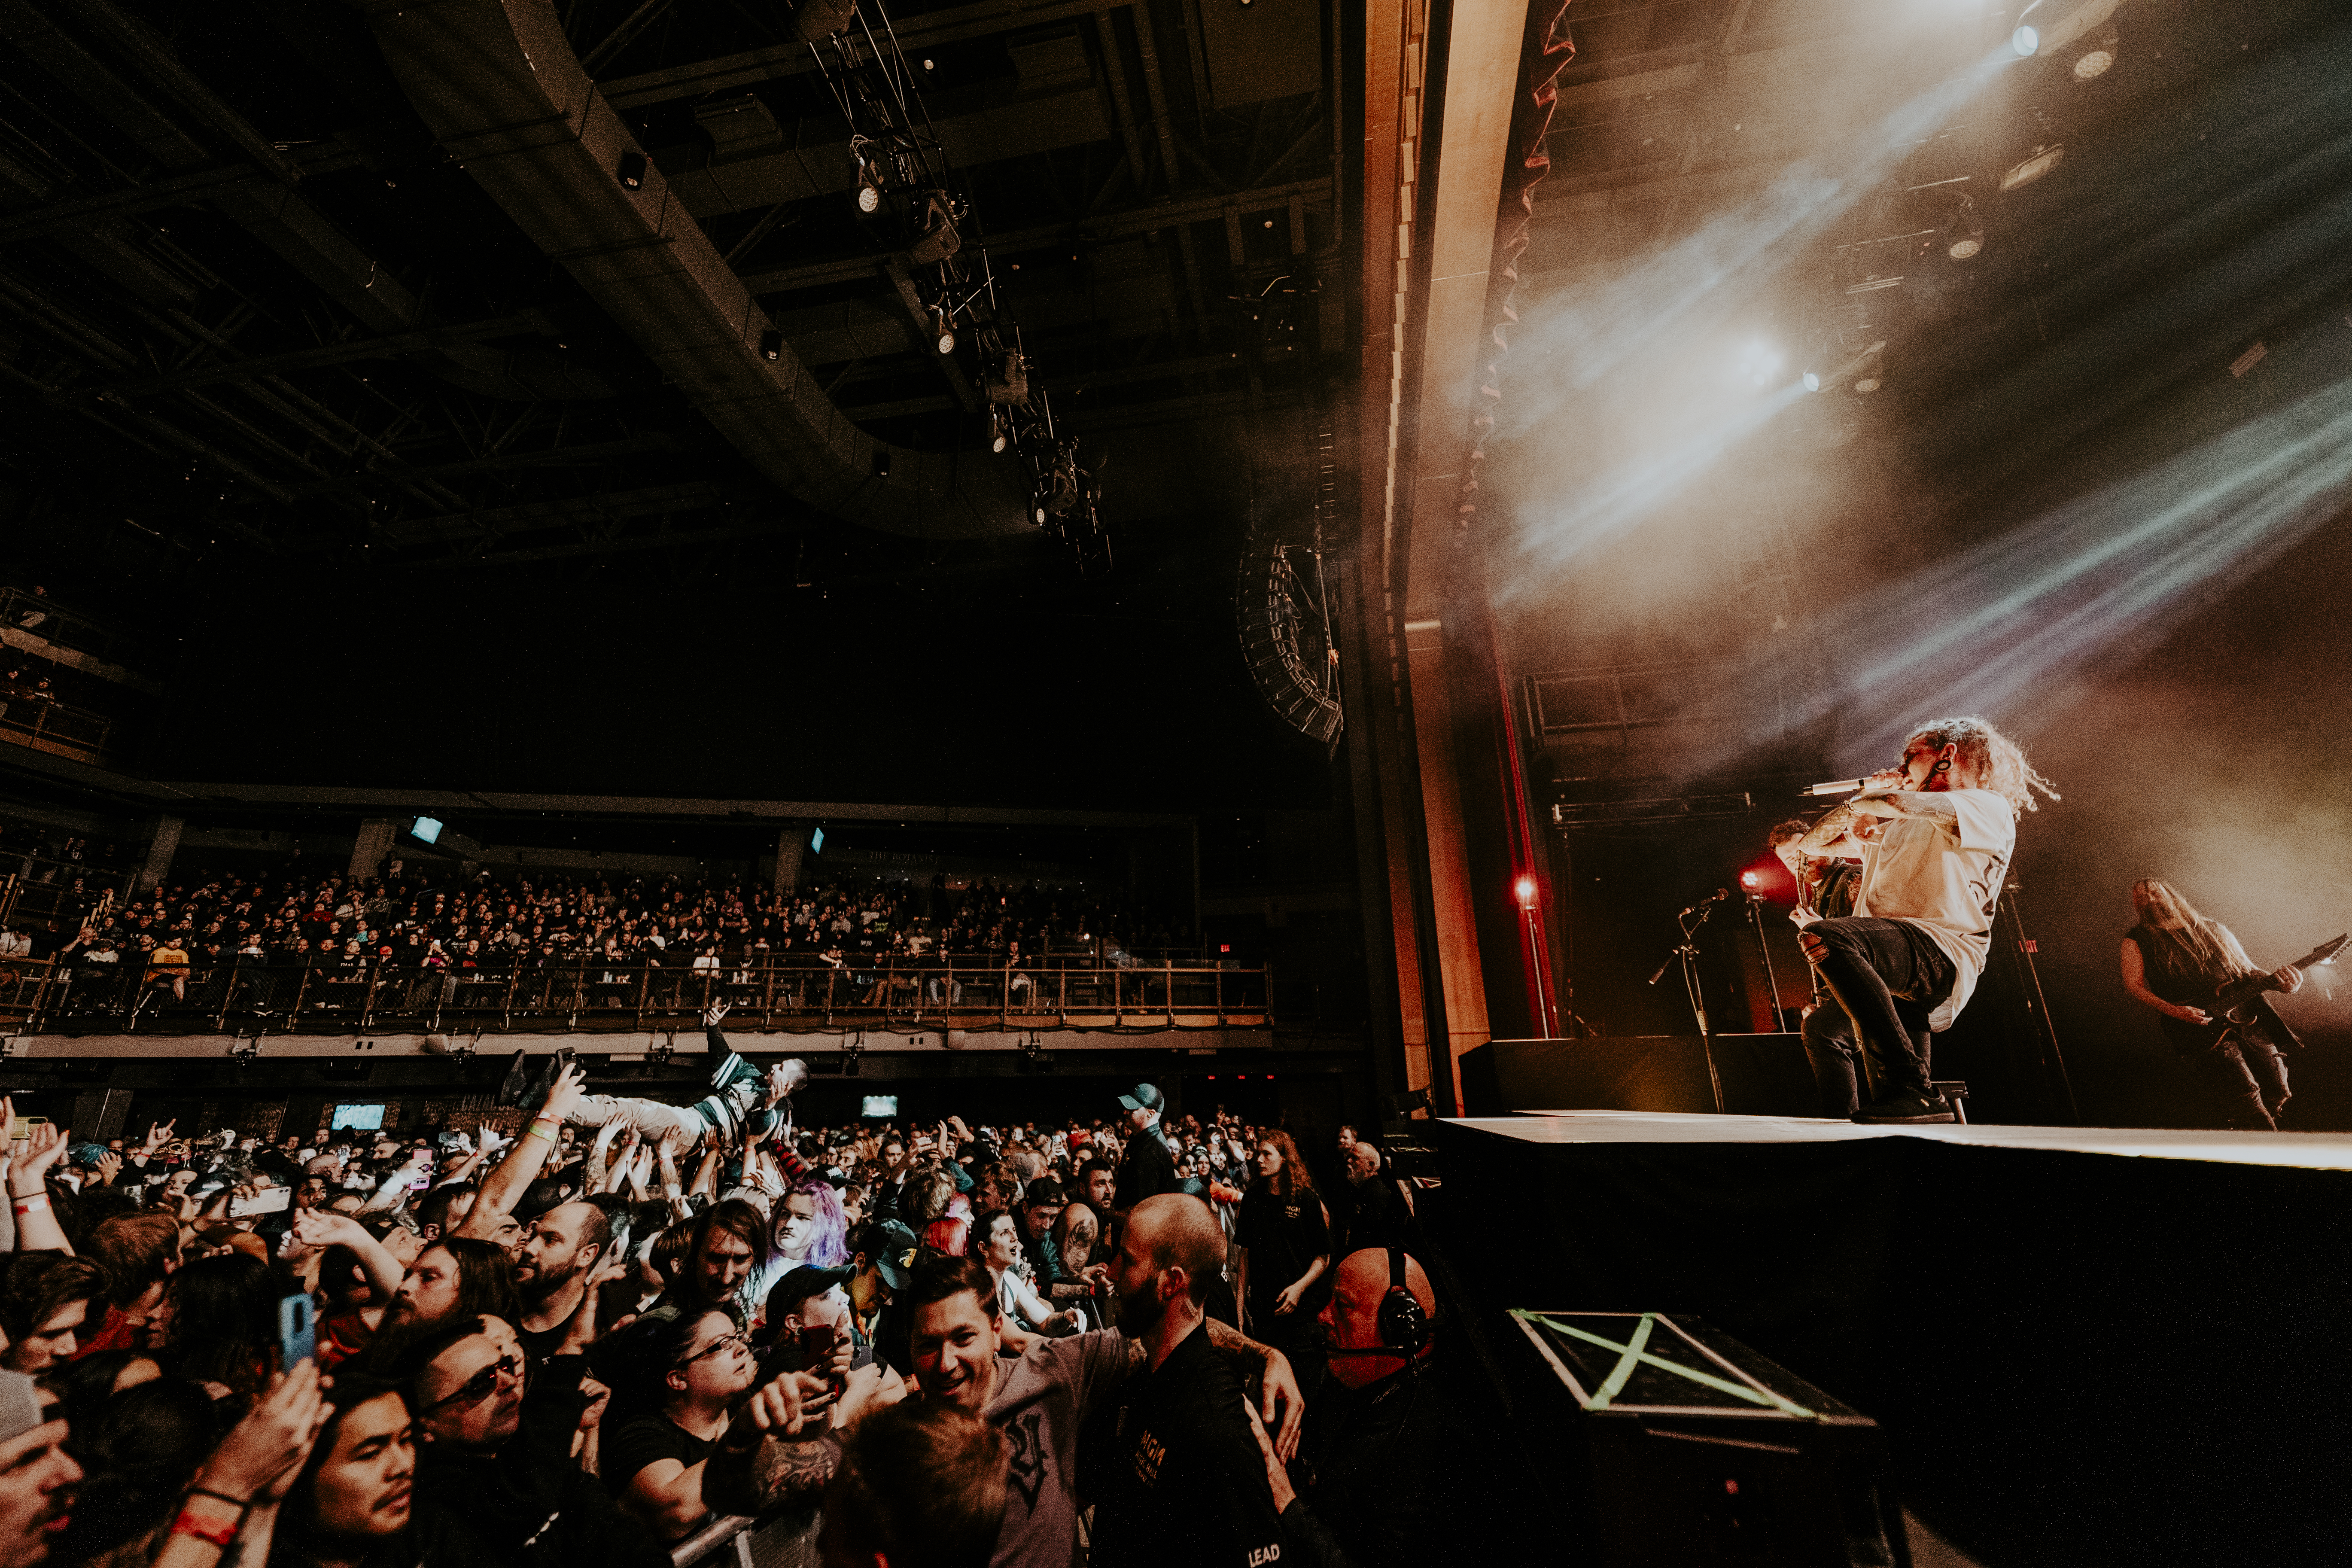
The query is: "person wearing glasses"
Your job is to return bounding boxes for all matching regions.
[593,1310,761,1541]
[393,1313,669,1568]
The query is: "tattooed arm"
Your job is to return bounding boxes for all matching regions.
[1202,1318,1308,1461]
[703,1371,843,1518]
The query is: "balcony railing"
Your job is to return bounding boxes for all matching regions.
[0,953,1272,1034]
[0,587,158,672]
[0,694,112,762]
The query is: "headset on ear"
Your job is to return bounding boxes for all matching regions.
[1376,1245,1432,1358]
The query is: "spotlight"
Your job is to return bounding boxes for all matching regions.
[1514,877,1537,907]
[856,180,882,215]
[872,450,891,478]
[1735,339,1784,388]
[795,0,858,42]
[2072,24,2118,80]
[1806,338,1885,395]
[616,149,648,190]
[932,314,956,354]
[985,351,1028,405]
[1945,196,1983,261]
[2011,24,2038,57]
[758,329,783,362]
[2000,145,2065,192]
[905,194,961,266]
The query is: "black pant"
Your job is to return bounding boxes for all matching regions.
[1800,991,1863,1117]
[1799,917,1956,1101]
[2191,1033,2290,1130]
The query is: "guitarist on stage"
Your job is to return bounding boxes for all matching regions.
[2121,880,2308,1130]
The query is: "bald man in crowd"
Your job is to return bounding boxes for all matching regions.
[1246,1247,1457,1568]
[1090,1194,1287,1568]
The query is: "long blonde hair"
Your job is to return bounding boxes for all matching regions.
[1907,715,2060,819]
[2132,880,2257,982]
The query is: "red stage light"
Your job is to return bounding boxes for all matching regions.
[1514,877,1537,905]
[1741,870,1760,887]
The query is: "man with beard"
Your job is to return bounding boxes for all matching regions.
[1090,1193,1289,1568]
[398,1314,667,1568]
[0,1372,77,1565]
[511,1201,612,1366]
[708,1239,1303,1567]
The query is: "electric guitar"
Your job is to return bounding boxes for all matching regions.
[2183,933,2347,1048]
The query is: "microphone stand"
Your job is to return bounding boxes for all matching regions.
[1745,892,1784,1032]
[1999,880,2078,1123]
[1647,898,1727,1112]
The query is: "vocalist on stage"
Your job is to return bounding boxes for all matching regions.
[1792,717,2059,1123]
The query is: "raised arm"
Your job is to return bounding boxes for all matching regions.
[458,1063,583,1239]
[7,1113,75,1254]
[289,1209,407,1303]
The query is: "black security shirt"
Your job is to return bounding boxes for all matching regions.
[1089,1321,1284,1568]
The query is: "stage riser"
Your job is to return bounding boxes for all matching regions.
[1424,1120,2352,1568]
[1461,1035,1822,1118]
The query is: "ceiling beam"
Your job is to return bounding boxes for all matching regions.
[737,177,1333,297]
[598,0,1124,107]
[381,480,733,545]
[58,316,545,399]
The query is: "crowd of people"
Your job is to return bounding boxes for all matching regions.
[0,861,1210,1017]
[0,1033,1449,1568]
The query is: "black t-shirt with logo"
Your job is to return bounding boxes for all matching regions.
[1236,1183,1330,1340]
[1091,1323,1284,1568]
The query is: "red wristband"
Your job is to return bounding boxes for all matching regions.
[172,1511,239,1547]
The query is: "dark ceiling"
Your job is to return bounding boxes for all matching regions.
[0,0,1347,807]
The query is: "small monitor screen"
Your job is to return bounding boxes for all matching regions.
[810,826,825,855]
[860,1095,898,1119]
[330,1104,386,1132]
[411,816,444,845]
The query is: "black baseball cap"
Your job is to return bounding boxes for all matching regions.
[767,1264,855,1321]
[858,1219,919,1291]
[1118,1083,1164,1114]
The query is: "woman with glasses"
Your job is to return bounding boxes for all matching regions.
[591,1309,758,1542]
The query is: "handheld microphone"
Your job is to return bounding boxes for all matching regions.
[1801,778,1868,797]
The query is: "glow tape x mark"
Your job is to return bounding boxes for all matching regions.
[1525,1312,1816,1418]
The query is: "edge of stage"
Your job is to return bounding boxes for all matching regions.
[1459,1107,2352,1170]
[1418,1109,2352,1568]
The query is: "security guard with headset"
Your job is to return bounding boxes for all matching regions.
[1247,1244,1457,1568]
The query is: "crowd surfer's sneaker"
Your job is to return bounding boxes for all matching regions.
[1851,1089,1956,1124]
[495,1050,532,1108]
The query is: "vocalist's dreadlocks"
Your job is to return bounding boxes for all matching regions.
[1906,715,2060,818]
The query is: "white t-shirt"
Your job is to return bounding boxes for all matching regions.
[1851,786,2016,1031]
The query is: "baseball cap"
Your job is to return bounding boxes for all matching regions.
[858,1219,919,1291]
[767,1264,855,1321]
[1117,1083,1164,1114]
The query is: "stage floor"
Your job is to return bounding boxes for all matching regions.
[1455,1108,2352,1171]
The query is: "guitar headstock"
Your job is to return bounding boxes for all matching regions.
[2296,933,2349,972]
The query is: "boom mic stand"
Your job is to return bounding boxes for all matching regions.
[1647,892,1728,1112]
